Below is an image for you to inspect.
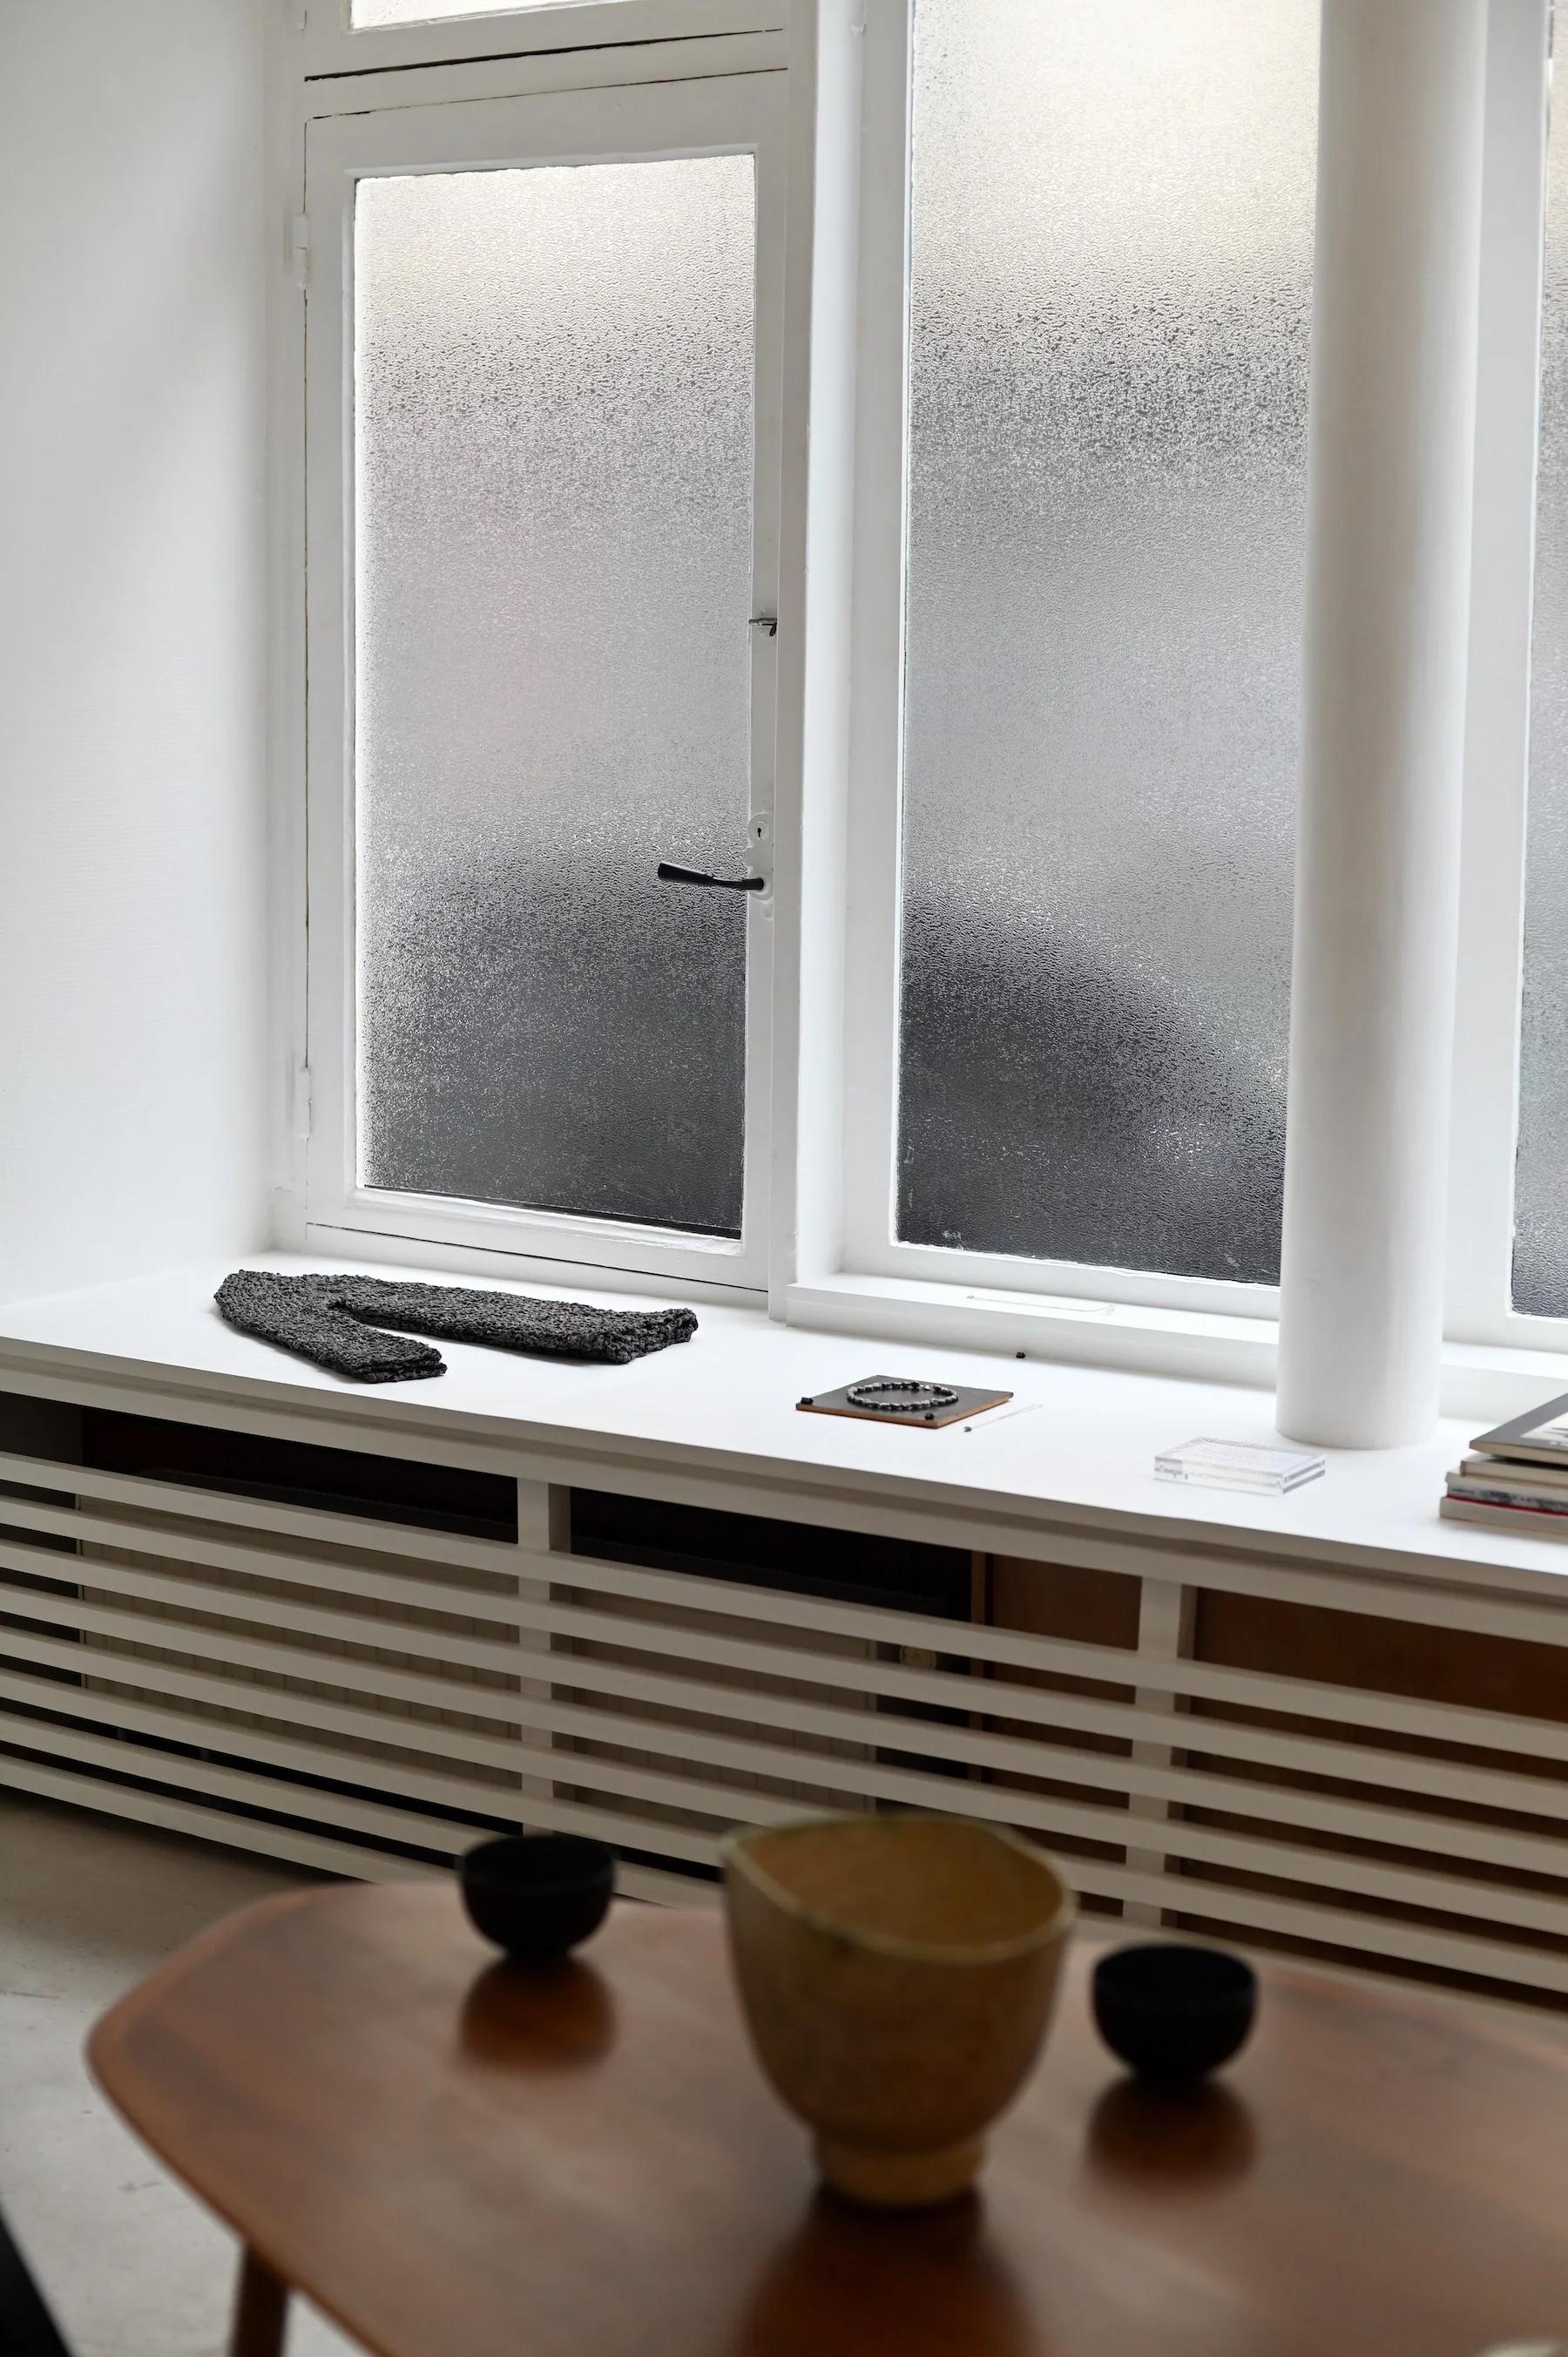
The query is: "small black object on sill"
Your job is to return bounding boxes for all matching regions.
[1092,1942,1257,2086]
[459,1834,616,1967]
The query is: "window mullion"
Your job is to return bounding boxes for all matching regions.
[1446,0,1551,1351]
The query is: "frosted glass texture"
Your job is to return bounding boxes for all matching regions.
[897,0,1317,1282]
[1516,58,1568,1315]
[354,1,616,23]
[355,159,755,1234]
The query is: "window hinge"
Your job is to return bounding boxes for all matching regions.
[290,214,310,292]
[293,1064,314,1141]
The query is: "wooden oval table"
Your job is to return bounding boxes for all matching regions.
[90,1885,1567,2357]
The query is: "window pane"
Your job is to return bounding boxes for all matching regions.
[1516,45,1568,1316]
[355,157,754,1236]
[354,1,617,24]
[897,0,1316,1282]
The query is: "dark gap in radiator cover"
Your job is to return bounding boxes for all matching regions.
[570,1488,969,1619]
[83,1406,517,1541]
[0,1390,517,1541]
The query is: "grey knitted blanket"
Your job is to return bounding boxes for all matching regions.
[215,1270,698,1384]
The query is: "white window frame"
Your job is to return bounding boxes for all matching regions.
[300,51,790,1296]
[1448,0,1565,1353]
[301,0,782,81]
[275,0,1568,1382]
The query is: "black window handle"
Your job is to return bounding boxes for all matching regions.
[657,862,766,893]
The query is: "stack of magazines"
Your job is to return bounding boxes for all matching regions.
[1443,1393,1568,1534]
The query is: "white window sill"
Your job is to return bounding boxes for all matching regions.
[1,1252,1567,1604]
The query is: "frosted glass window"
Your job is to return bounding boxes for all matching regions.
[355,157,755,1236]
[896,0,1317,1282]
[354,1,616,23]
[1516,48,1568,1316]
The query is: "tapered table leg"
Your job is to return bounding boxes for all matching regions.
[230,2247,289,2357]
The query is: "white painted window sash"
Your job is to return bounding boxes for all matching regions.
[301,0,784,82]
[301,66,789,1295]
[831,0,1282,1329]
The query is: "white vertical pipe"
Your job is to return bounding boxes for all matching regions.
[1276,0,1489,1449]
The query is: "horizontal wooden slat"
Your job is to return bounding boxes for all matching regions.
[12,1509,1568,1780]
[12,1552,1568,1822]
[10,1650,1568,1944]
[0,1628,537,1774]
[0,1669,526,1825]
[0,1448,524,1575]
[548,1548,1568,1766]
[0,1505,531,1626]
[0,1670,754,1886]
[0,1701,717,1872]
[0,1703,494,1854]
[11,1622,1568,1880]
[0,1694,788,1852]
[0,1546,529,1673]
[538,1537,1568,1657]
[0,1586,535,1726]
[6,1722,1562,1996]
[528,1628,1568,1825]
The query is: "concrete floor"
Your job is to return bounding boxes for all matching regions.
[0,1793,356,2357]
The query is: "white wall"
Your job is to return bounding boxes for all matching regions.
[0,0,268,1306]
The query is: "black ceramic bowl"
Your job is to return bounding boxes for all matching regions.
[459,1834,615,1966]
[1092,1943,1257,2085]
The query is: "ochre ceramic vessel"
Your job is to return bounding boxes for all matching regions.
[722,1813,1076,2207]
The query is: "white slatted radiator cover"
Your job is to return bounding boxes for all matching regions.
[5,1445,1568,1998]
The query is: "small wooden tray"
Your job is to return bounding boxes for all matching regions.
[796,1375,1013,1429]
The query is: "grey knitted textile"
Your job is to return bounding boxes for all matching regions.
[215,1270,697,1384]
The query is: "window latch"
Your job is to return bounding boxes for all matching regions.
[657,862,766,893]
